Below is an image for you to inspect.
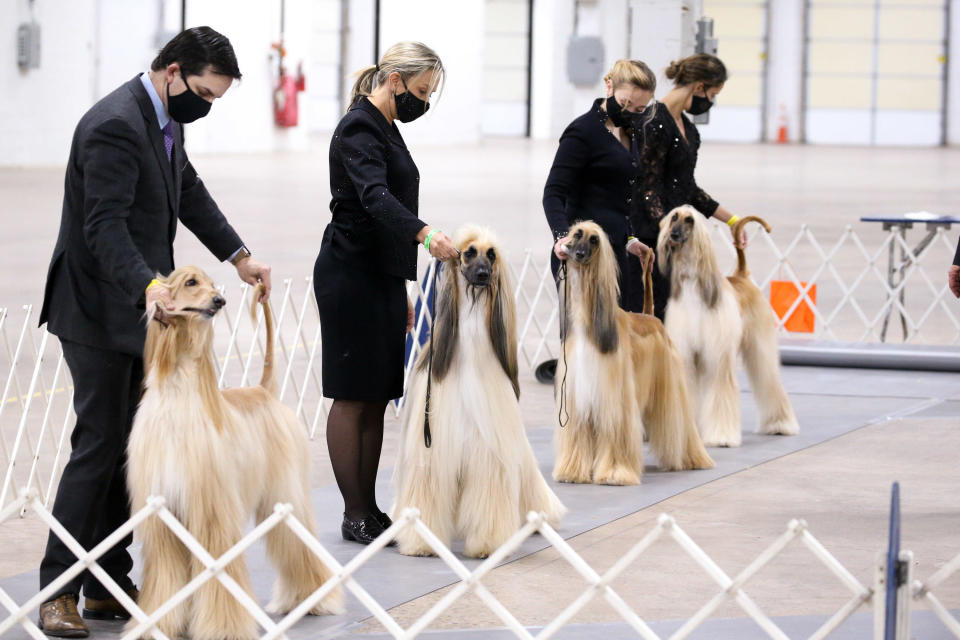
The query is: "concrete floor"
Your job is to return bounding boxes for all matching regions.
[2,140,960,637]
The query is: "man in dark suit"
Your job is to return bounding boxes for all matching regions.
[37,27,271,637]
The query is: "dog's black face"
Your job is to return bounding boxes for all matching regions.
[663,210,696,247]
[567,225,601,264]
[164,267,225,320]
[460,243,497,287]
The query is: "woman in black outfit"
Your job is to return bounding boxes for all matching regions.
[315,42,459,544]
[635,53,745,319]
[543,59,657,312]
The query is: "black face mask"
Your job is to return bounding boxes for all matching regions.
[686,93,714,116]
[605,95,633,128]
[167,71,212,124]
[394,78,430,123]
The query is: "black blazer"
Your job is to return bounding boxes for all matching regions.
[954,237,960,267]
[39,75,244,356]
[542,98,637,245]
[633,102,719,241]
[323,97,427,281]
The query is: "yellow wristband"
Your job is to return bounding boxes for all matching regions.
[145,278,161,294]
[727,215,740,227]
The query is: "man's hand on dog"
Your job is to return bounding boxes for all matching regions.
[949,265,960,298]
[554,236,569,260]
[146,285,174,324]
[235,257,272,302]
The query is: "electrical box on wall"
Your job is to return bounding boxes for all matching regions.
[692,17,717,125]
[566,36,604,86]
[17,22,41,70]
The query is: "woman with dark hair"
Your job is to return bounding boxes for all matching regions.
[635,53,745,319]
[543,58,657,312]
[315,41,459,545]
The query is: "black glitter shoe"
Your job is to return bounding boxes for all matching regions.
[375,510,393,531]
[341,514,395,546]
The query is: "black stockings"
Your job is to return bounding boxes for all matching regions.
[326,399,389,520]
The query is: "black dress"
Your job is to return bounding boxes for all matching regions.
[632,102,720,318]
[315,97,427,401]
[542,98,643,311]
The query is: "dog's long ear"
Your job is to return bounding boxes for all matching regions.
[489,263,520,399]
[589,238,620,354]
[420,261,460,382]
[592,288,619,353]
[697,272,721,309]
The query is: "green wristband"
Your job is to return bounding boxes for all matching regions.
[424,229,440,252]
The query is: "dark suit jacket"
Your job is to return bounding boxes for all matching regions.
[954,237,960,267]
[323,97,426,281]
[40,75,243,356]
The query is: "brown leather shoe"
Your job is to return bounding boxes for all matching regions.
[38,594,89,638]
[82,587,139,620]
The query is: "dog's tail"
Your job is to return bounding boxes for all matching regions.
[251,283,277,394]
[730,216,772,278]
[642,252,655,315]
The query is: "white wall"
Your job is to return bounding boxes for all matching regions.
[763,0,803,143]
[0,0,337,167]
[377,0,486,145]
[1,0,99,166]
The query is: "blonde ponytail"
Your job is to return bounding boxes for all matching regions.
[348,41,445,107]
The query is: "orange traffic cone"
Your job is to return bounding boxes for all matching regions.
[776,104,789,144]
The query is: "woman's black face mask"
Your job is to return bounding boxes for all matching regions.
[605,95,634,128]
[395,78,430,123]
[686,92,715,116]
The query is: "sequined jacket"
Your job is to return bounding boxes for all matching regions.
[632,102,719,241]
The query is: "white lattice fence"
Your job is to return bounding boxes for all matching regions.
[3,223,960,513]
[6,486,953,639]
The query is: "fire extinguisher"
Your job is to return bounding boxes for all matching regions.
[271,37,305,128]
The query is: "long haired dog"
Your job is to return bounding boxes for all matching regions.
[393,228,566,558]
[126,267,343,640]
[554,221,714,486]
[657,206,799,447]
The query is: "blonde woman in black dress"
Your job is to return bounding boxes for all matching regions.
[315,42,458,544]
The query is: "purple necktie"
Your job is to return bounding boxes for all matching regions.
[162,121,174,162]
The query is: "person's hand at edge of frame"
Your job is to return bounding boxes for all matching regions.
[949,265,960,298]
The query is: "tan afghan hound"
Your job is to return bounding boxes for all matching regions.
[656,206,799,447]
[393,227,566,558]
[553,221,714,486]
[126,267,343,640]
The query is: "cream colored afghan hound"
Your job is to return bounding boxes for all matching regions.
[393,227,566,558]
[126,267,343,640]
[656,206,799,447]
[553,221,714,486]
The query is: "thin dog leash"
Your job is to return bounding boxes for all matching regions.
[422,248,460,448]
[423,259,439,448]
[557,261,570,429]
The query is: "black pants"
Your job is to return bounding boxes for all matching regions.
[39,340,142,601]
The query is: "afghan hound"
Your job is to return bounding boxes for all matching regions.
[656,206,800,447]
[553,221,714,486]
[126,267,343,640]
[393,227,566,558]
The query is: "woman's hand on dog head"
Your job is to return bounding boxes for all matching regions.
[428,232,460,262]
[554,236,569,260]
